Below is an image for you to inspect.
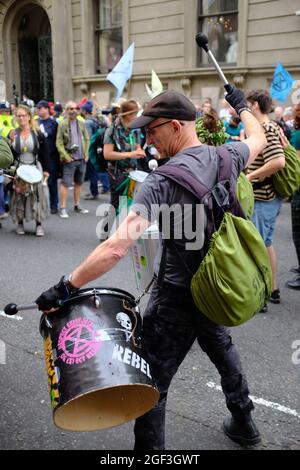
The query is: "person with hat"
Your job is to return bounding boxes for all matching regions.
[103,99,146,213]
[53,102,64,123]
[35,88,267,449]
[36,100,60,215]
[80,101,97,137]
[80,101,109,201]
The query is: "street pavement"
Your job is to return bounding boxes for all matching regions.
[0,185,299,451]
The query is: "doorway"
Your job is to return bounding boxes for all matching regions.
[18,5,53,102]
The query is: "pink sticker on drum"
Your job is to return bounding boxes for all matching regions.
[58,318,101,365]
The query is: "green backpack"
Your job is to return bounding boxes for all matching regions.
[236,172,254,219]
[190,212,271,326]
[155,147,272,327]
[0,136,13,170]
[273,144,300,198]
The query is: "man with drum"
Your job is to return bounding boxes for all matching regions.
[36,88,267,449]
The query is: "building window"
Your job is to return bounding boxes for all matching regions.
[96,0,123,74]
[198,0,238,66]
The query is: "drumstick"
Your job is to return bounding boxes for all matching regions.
[4,303,38,315]
[195,33,233,93]
[4,299,65,315]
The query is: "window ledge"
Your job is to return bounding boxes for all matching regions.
[72,64,300,84]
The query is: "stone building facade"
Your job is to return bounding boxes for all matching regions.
[0,0,299,108]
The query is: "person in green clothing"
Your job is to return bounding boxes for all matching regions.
[0,101,14,139]
[103,100,146,212]
[56,101,90,219]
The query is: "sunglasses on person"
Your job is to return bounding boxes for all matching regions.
[145,120,185,136]
[68,107,79,111]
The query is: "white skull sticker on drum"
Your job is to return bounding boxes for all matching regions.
[116,312,132,331]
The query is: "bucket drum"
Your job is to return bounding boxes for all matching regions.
[40,288,159,432]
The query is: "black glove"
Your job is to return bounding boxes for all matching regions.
[35,276,77,311]
[225,86,250,116]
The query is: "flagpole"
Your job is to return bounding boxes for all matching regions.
[126,77,133,99]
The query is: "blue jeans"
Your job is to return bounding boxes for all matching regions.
[88,160,110,195]
[252,197,282,247]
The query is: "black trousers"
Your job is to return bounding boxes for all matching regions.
[108,170,128,210]
[134,281,253,450]
[99,170,128,240]
[291,189,300,267]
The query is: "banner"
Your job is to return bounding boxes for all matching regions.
[107,43,135,101]
[270,63,296,102]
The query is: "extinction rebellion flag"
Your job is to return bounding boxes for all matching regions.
[270,63,296,102]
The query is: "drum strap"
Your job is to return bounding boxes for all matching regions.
[134,276,155,306]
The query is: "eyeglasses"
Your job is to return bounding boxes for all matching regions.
[145,120,173,136]
[68,107,78,111]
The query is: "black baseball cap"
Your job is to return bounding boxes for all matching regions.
[54,102,63,113]
[36,100,50,109]
[129,90,196,129]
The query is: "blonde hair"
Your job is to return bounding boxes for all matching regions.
[15,105,39,132]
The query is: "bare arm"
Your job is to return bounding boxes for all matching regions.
[70,212,151,288]
[240,110,267,165]
[247,157,285,182]
[104,143,146,161]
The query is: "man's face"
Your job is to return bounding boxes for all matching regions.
[66,104,78,120]
[145,119,180,158]
[37,106,49,119]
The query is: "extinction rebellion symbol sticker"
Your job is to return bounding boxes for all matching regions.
[58,318,101,365]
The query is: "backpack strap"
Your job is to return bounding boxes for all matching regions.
[216,146,232,182]
[215,146,245,218]
[155,156,211,289]
[155,163,211,205]
[154,146,244,288]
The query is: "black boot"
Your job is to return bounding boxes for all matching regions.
[222,414,261,446]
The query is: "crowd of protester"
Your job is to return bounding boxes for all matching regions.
[0,90,299,292]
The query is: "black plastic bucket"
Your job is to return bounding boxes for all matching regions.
[40,288,159,432]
